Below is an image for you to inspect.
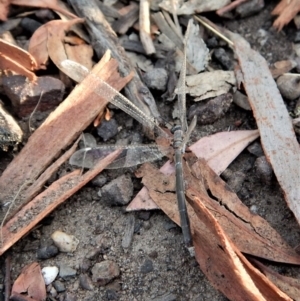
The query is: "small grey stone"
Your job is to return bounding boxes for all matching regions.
[213,48,234,70]
[138,211,151,221]
[97,118,118,141]
[140,259,153,274]
[79,274,94,290]
[143,68,168,91]
[64,292,77,301]
[37,245,59,259]
[91,260,120,286]
[233,90,251,111]
[49,286,57,297]
[226,171,246,193]
[164,220,177,231]
[105,289,119,300]
[53,280,65,293]
[236,0,264,18]
[255,156,273,185]
[100,175,133,206]
[91,174,107,187]
[247,142,264,157]
[59,264,77,280]
[80,258,92,273]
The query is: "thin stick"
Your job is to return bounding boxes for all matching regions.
[4,255,11,301]
[29,91,44,133]
[139,0,156,55]
[194,15,233,46]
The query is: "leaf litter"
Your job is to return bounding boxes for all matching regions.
[0,1,300,300]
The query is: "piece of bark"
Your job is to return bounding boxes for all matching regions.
[229,31,300,226]
[112,2,139,35]
[68,0,162,122]
[0,150,121,256]
[0,51,133,223]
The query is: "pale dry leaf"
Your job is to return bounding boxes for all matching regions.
[159,0,230,15]
[12,262,46,301]
[185,19,209,73]
[184,70,236,101]
[228,31,300,225]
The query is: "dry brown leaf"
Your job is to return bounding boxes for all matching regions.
[11,262,46,301]
[137,163,293,300]
[11,0,77,19]
[136,161,300,264]
[0,38,37,80]
[272,0,300,31]
[28,18,85,69]
[127,130,259,211]
[228,31,300,226]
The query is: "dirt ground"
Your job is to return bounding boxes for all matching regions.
[1,1,300,301]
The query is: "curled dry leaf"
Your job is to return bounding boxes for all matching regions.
[137,162,295,300]
[229,31,300,226]
[11,262,46,301]
[28,18,86,69]
[272,0,300,31]
[0,38,37,80]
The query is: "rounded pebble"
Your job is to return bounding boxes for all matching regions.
[51,230,79,252]
[42,266,59,285]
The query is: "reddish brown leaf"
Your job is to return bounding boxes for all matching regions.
[0,39,37,80]
[137,163,293,300]
[11,262,46,301]
[28,18,85,69]
[136,161,300,264]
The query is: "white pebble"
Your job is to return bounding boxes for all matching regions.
[42,266,59,285]
[51,230,79,252]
